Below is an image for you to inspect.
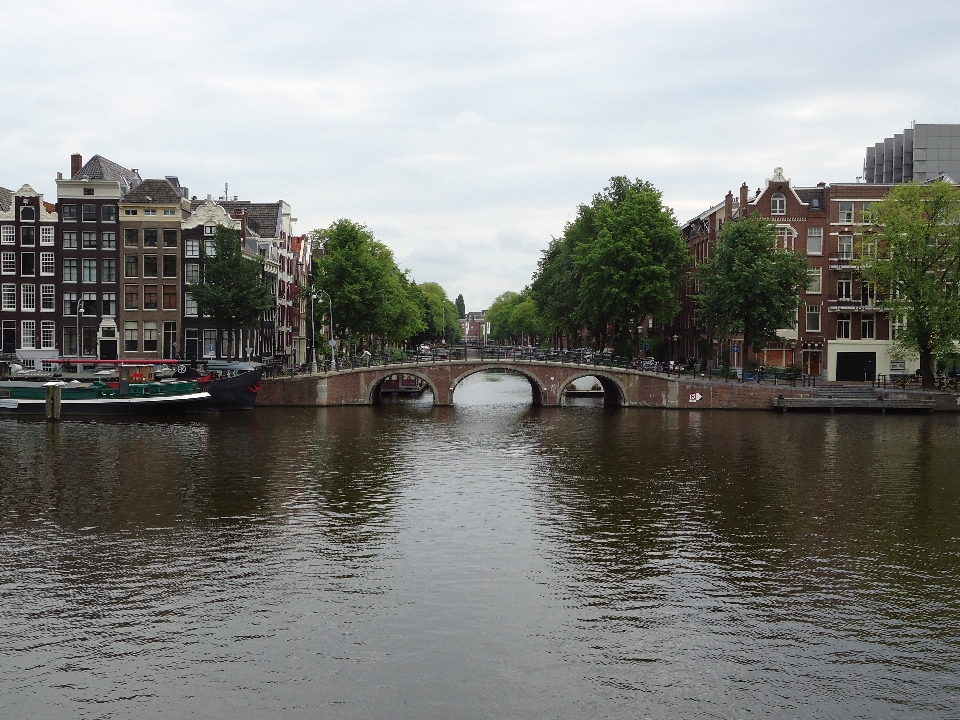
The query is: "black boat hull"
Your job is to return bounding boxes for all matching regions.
[0,392,212,417]
[200,368,263,410]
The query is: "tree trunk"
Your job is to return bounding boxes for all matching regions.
[920,348,936,390]
[227,327,233,361]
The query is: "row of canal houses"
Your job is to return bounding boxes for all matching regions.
[1,154,312,369]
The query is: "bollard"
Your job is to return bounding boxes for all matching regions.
[45,383,62,421]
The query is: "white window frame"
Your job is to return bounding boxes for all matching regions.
[40,252,55,275]
[771,193,786,215]
[185,239,200,258]
[40,284,55,311]
[861,314,875,339]
[836,313,851,339]
[838,235,853,260]
[0,226,14,245]
[807,267,822,294]
[1,252,14,274]
[82,258,97,283]
[41,320,55,349]
[40,226,54,245]
[1,283,15,311]
[21,284,35,311]
[184,292,198,317]
[21,320,36,349]
[837,271,852,300]
[806,227,823,255]
[838,202,854,223]
[805,304,821,333]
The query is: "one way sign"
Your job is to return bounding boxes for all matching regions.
[689,392,703,403]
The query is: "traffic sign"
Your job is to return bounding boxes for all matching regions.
[732,344,740,353]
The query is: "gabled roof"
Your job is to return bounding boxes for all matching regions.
[215,200,282,238]
[72,154,141,193]
[122,178,184,204]
[0,186,11,212]
[795,188,825,208]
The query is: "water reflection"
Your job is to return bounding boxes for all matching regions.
[1,375,959,718]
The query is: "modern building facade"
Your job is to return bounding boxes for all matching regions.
[863,123,960,184]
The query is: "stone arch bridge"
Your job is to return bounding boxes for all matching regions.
[257,359,809,410]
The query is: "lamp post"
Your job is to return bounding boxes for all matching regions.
[315,288,335,371]
[76,300,84,360]
[309,290,317,373]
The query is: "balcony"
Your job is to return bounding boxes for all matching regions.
[828,252,856,270]
[827,292,878,312]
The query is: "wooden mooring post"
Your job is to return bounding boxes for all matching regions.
[44,382,62,421]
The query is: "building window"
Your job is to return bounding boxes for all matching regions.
[81,292,96,315]
[102,205,117,222]
[21,253,35,276]
[63,258,78,282]
[63,291,78,316]
[162,229,178,247]
[892,316,906,342]
[82,258,97,283]
[862,314,875,339]
[102,232,117,249]
[124,285,138,310]
[203,328,217,357]
[63,326,77,355]
[21,226,35,246]
[40,226,54,245]
[40,284,55,311]
[143,254,158,277]
[776,226,793,250]
[807,266,822,294]
[41,321,55,349]
[771,193,786,215]
[837,313,851,339]
[143,229,158,248]
[144,285,158,310]
[40,252,55,275]
[162,255,177,277]
[185,292,198,316]
[204,225,216,236]
[2,284,15,310]
[163,321,177,357]
[82,231,97,249]
[144,209,157,217]
[204,239,216,257]
[1,226,13,245]
[163,209,176,217]
[143,321,158,351]
[1,252,14,274]
[20,206,36,222]
[837,271,852,300]
[21,320,35,349]
[124,228,138,247]
[862,281,875,307]
[102,258,116,283]
[807,227,822,255]
[82,204,97,222]
[63,231,78,249]
[124,321,138,352]
[102,293,116,316]
[185,239,200,257]
[838,235,853,260]
[124,254,138,277]
[838,202,854,223]
[163,284,177,310]
[184,263,200,284]
[62,205,77,222]
[124,209,138,216]
[83,188,94,196]
[21,284,35,311]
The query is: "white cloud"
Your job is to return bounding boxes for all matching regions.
[2,0,960,308]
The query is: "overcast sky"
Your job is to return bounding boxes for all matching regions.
[2,1,959,309]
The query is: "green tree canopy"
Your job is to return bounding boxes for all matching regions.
[531,176,689,353]
[455,293,466,319]
[859,181,960,388]
[485,291,522,341]
[312,219,424,351]
[695,216,809,358]
[188,225,275,360]
[414,282,463,344]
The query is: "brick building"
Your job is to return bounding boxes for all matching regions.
[674,168,913,381]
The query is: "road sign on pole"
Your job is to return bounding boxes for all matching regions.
[732,344,740,353]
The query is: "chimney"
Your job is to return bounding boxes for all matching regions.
[724,190,733,220]
[71,154,82,178]
[739,183,749,218]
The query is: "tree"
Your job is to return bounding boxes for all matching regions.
[531,176,689,354]
[485,291,522,341]
[312,219,424,352]
[414,282,463,344]
[455,293,466,319]
[189,225,275,361]
[859,181,960,389]
[695,217,809,362]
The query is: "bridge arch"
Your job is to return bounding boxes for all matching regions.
[449,365,548,406]
[558,371,627,407]
[367,368,440,405]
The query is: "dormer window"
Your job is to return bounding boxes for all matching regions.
[20,206,35,222]
[771,193,786,215]
[204,225,216,236]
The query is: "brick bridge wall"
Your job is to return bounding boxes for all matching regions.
[257,360,822,410]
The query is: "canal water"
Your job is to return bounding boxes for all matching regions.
[2,371,959,719]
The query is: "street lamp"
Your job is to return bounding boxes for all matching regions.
[309,290,317,373]
[76,299,84,361]
[315,288,335,371]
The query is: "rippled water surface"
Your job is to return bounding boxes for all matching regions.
[2,372,960,719]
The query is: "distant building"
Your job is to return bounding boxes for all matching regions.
[460,310,488,344]
[863,123,960,184]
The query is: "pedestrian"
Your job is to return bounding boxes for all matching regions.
[758,364,765,383]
